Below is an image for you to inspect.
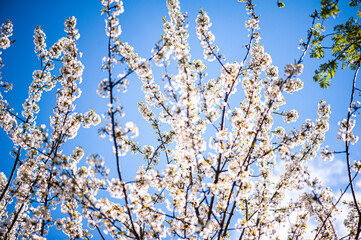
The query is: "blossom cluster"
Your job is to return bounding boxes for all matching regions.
[0,20,13,91]
[196,9,222,62]
[0,16,100,240]
[337,118,359,144]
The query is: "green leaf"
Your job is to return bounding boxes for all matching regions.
[349,0,361,7]
[313,60,338,88]
[357,9,361,18]
[277,0,285,8]
[320,0,340,19]
[310,45,325,59]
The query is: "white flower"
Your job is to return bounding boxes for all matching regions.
[282,109,299,123]
[321,146,334,161]
[353,160,361,173]
[284,63,304,76]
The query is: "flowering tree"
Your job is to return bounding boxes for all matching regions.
[0,0,360,239]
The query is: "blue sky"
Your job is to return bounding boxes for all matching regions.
[0,0,360,238]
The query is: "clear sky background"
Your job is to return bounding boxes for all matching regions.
[0,0,360,239]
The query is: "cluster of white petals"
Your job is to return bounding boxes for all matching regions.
[321,145,334,161]
[196,9,222,62]
[0,15,101,240]
[337,118,359,144]
[284,63,304,76]
[0,20,13,91]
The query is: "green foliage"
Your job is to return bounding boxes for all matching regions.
[310,44,325,59]
[332,18,361,70]
[311,0,361,88]
[313,60,338,88]
[277,0,285,8]
[350,0,361,7]
[310,22,326,60]
[320,0,340,19]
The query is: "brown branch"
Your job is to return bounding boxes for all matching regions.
[344,63,361,240]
